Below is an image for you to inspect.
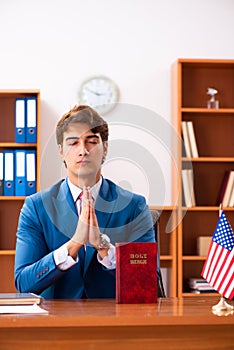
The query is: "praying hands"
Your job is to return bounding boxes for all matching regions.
[67,187,108,259]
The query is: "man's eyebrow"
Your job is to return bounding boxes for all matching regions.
[65,135,100,141]
[65,136,79,141]
[86,135,100,139]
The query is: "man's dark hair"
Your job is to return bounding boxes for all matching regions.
[56,105,109,145]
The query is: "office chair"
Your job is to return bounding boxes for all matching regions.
[151,210,166,298]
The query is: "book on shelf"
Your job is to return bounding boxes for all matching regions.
[0,150,37,196]
[181,121,192,158]
[0,151,3,196]
[197,236,212,256]
[186,121,199,158]
[182,169,196,207]
[217,170,234,207]
[188,278,216,294]
[228,181,234,207]
[0,293,43,305]
[116,242,157,303]
[181,121,199,158]
[191,289,217,294]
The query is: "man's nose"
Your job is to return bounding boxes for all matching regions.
[78,142,89,156]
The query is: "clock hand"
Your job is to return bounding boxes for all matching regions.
[84,87,107,97]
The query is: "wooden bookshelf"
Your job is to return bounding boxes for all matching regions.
[150,206,177,297]
[0,89,40,292]
[172,59,234,297]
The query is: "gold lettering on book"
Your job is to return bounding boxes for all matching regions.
[129,253,148,265]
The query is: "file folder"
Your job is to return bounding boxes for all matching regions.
[15,98,26,143]
[15,150,26,196]
[0,152,3,196]
[3,151,15,196]
[26,97,37,143]
[26,150,36,195]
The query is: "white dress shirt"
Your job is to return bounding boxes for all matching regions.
[53,177,116,270]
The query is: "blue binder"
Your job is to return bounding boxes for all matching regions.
[3,150,15,196]
[15,150,26,196]
[0,152,3,196]
[26,150,36,195]
[26,97,37,143]
[15,98,26,143]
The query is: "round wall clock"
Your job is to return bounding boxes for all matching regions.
[78,75,119,115]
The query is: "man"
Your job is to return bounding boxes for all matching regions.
[15,105,155,299]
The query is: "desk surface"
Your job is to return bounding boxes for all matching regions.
[0,297,234,350]
[0,297,233,327]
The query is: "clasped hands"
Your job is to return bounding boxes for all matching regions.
[71,186,102,250]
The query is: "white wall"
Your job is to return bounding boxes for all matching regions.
[0,0,233,205]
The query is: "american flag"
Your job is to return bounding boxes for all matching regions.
[201,211,234,300]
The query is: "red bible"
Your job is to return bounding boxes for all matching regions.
[116,242,157,303]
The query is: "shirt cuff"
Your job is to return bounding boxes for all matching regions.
[97,244,116,270]
[53,243,78,271]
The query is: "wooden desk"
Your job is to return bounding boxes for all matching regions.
[0,297,233,350]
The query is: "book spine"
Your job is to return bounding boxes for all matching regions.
[181,121,192,158]
[222,170,234,207]
[187,121,199,158]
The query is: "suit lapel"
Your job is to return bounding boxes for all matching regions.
[95,178,117,232]
[51,179,78,239]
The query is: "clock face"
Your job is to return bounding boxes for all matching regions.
[78,76,119,115]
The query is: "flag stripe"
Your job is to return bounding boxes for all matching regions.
[225,276,234,299]
[206,244,222,282]
[221,273,234,299]
[213,250,233,291]
[219,263,233,296]
[201,211,234,300]
[202,243,217,278]
[210,248,228,286]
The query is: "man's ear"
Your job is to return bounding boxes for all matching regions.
[103,141,108,156]
[102,142,108,164]
[58,144,67,168]
[58,144,63,158]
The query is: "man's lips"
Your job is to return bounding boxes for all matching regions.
[78,160,90,165]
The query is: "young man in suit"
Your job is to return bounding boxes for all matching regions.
[14,105,155,299]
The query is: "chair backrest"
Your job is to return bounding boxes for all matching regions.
[150,210,166,297]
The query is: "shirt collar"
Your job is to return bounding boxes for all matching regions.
[67,177,103,203]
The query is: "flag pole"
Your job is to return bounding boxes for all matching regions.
[212,204,234,315]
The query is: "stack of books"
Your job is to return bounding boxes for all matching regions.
[217,170,234,207]
[189,278,216,294]
[181,121,199,158]
[0,293,47,315]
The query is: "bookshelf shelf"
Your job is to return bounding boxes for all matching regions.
[182,157,234,162]
[183,206,234,211]
[182,292,218,297]
[182,256,206,261]
[172,58,234,297]
[0,142,38,147]
[0,196,27,200]
[181,108,234,113]
[0,250,15,255]
[0,89,40,293]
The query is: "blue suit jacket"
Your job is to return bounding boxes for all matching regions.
[15,178,155,299]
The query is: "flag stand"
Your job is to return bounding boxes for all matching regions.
[212,296,234,311]
[212,296,234,316]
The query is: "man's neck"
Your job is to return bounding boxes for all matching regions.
[69,174,101,189]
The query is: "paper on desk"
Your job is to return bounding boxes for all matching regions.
[0,303,48,314]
